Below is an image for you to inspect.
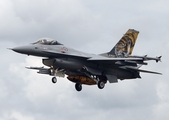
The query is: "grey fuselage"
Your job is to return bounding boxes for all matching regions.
[12,42,139,81]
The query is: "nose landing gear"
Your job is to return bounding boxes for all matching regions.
[52,77,57,83]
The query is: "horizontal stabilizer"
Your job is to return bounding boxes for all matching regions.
[137,69,162,75]
[122,66,162,75]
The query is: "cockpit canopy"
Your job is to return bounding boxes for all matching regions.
[33,38,62,45]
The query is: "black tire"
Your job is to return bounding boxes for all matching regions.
[98,81,105,89]
[75,83,82,91]
[52,77,57,83]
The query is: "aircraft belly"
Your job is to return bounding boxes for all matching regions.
[116,69,132,79]
[43,58,84,70]
[86,67,102,75]
[54,58,83,70]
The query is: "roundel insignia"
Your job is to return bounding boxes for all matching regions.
[60,47,68,53]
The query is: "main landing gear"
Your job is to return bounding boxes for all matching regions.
[74,79,105,92]
[97,80,105,89]
[74,80,105,92]
[92,75,106,89]
[52,77,105,92]
[75,83,82,91]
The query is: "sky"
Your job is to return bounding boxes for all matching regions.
[0,0,169,120]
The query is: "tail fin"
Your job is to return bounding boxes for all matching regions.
[110,29,139,57]
[101,29,139,58]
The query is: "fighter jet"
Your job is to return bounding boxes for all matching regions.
[11,29,162,91]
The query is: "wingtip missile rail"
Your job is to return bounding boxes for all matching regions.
[130,55,162,63]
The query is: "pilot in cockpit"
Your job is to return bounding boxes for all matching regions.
[33,38,62,45]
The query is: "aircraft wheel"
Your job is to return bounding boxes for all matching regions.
[75,83,82,91]
[98,81,105,89]
[52,77,57,83]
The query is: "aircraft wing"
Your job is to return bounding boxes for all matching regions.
[88,57,162,75]
[120,66,162,75]
[88,57,142,61]
[87,57,147,65]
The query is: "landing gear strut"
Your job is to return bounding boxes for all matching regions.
[91,75,105,89]
[75,83,82,91]
[52,77,57,83]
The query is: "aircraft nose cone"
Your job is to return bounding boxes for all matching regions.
[11,46,31,54]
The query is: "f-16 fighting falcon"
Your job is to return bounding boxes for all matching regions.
[11,29,162,91]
